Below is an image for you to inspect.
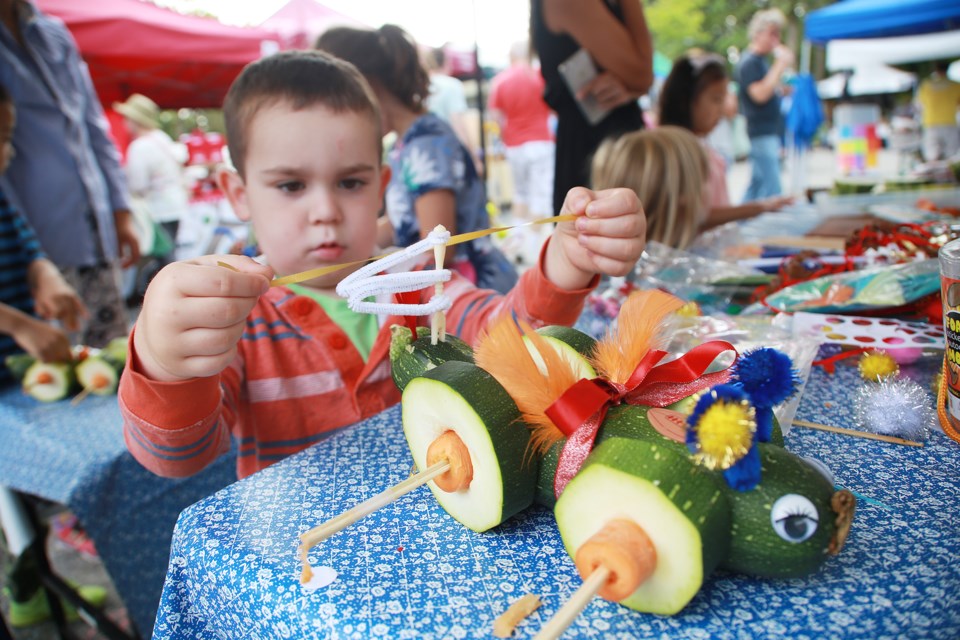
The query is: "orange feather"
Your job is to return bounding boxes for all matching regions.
[592,290,685,384]
[475,317,583,457]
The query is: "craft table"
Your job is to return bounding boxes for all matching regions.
[0,388,236,637]
[154,349,959,639]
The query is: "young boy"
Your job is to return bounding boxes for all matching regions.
[119,50,646,481]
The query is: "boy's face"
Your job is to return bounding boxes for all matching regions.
[220,101,388,292]
[0,102,15,175]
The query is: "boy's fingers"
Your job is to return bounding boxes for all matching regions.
[576,210,646,239]
[176,297,260,330]
[558,187,595,217]
[582,188,642,219]
[577,235,643,263]
[176,324,247,357]
[170,263,271,299]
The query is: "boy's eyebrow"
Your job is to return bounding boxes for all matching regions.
[259,163,378,176]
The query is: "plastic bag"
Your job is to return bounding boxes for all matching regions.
[749,259,940,314]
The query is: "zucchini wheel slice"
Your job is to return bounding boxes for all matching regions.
[401,360,535,532]
[555,437,731,615]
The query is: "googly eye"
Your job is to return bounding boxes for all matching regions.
[770,494,819,543]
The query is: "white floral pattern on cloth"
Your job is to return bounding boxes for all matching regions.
[154,349,960,639]
[0,388,237,637]
[386,113,518,294]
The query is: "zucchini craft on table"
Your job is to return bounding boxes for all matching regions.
[295,226,856,636]
[5,336,127,402]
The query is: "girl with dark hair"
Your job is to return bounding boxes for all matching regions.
[317,25,518,294]
[660,51,792,228]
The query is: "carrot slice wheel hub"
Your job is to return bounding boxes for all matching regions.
[426,430,474,492]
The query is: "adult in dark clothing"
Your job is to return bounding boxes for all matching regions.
[530,0,653,214]
[735,7,794,201]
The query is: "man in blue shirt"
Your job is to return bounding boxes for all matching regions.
[736,8,793,201]
[0,0,139,347]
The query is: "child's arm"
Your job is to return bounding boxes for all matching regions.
[133,255,274,382]
[119,255,273,478]
[27,258,88,332]
[543,186,646,291]
[0,303,73,363]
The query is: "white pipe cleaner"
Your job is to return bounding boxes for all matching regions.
[335,227,452,317]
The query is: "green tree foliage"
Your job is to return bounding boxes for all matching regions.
[646,0,833,73]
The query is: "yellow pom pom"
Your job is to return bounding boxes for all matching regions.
[674,301,701,318]
[858,350,899,382]
[691,399,756,470]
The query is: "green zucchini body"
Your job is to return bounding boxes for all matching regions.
[401,360,535,532]
[100,336,128,371]
[719,443,837,578]
[389,325,474,392]
[523,326,597,380]
[4,353,36,382]
[536,405,688,508]
[555,437,731,615]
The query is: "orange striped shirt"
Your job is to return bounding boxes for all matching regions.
[119,250,596,479]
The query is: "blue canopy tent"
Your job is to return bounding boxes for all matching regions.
[805,0,960,43]
[790,0,960,186]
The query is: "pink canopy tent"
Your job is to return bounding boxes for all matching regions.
[259,0,366,50]
[36,0,279,109]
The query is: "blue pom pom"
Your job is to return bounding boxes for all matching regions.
[723,444,761,491]
[732,348,798,409]
[755,409,773,443]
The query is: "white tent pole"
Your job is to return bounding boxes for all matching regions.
[801,40,811,75]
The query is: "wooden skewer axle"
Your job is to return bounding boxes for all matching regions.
[299,459,451,551]
[534,565,610,640]
[791,419,924,447]
[70,385,94,406]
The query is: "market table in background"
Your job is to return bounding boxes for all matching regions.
[0,388,236,637]
[154,352,959,639]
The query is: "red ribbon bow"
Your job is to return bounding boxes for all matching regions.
[545,340,738,498]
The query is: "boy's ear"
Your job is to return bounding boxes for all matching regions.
[216,166,251,222]
[378,164,391,201]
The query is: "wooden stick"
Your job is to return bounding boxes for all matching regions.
[762,236,847,251]
[70,385,94,406]
[432,225,447,345]
[534,566,610,640]
[299,459,451,550]
[791,419,924,447]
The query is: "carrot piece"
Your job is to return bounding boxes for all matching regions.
[91,373,110,389]
[426,430,473,492]
[574,519,657,601]
[35,371,53,385]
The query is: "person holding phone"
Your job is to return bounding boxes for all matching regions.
[530,0,654,214]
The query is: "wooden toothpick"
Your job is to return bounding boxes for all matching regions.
[70,385,94,406]
[432,225,447,345]
[299,459,450,551]
[791,419,924,447]
[534,566,610,640]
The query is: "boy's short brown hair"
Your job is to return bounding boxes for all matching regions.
[223,50,382,178]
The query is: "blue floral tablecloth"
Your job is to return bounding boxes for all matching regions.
[155,350,960,639]
[0,388,236,637]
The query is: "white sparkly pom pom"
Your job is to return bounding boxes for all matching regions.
[854,378,934,442]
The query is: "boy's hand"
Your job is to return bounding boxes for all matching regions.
[545,187,646,291]
[134,255,274,382]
